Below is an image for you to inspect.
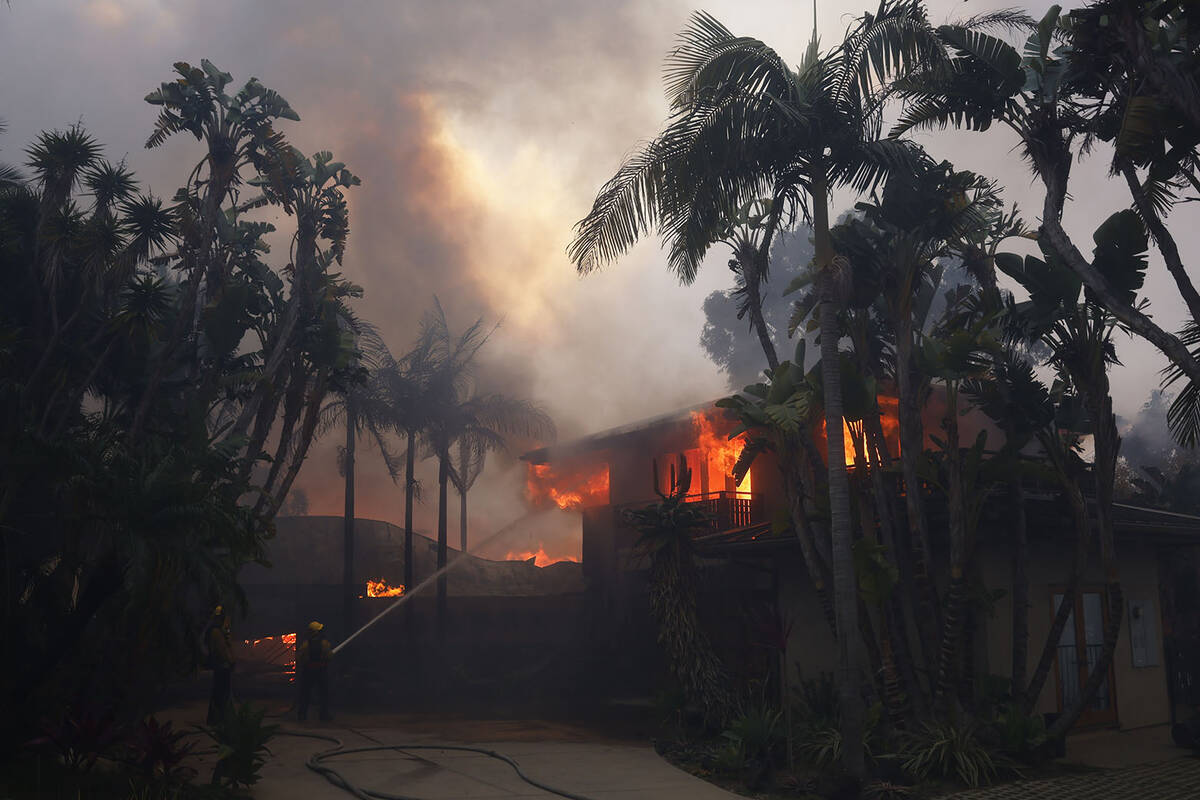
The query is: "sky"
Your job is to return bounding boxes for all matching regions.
[1,1,1191,558]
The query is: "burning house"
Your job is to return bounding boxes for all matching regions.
[522,396,1200,734]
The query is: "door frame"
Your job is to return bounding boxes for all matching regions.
[1050,585,1119,729]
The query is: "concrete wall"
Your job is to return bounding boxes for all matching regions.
[977,539,1170,730]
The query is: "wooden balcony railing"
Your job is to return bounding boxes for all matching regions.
[614,491,762,534]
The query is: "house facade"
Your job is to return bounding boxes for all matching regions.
[522,398,1200,733]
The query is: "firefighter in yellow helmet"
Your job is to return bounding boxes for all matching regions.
[204,605,235,725]
[297,620,333,721]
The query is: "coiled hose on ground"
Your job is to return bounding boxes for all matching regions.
[277,729,598,800]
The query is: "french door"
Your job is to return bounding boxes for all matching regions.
[1053,589,1118,727]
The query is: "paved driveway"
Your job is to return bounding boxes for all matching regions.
[941,757,1200,799]
[246,723,741,800]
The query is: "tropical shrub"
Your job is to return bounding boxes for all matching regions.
[25,707,125,773]
[203,703,277,790]
[125,717,196,782]
[900,719,998,788]
[723,707,784,763]
[991,704,1048,763]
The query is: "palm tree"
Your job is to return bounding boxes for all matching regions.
[412,300,492,632]
[314,319,399,636]
[823,160,1021,704]
[619,4,941,772]
[380,329,442,597]
[450,393,556,555]
[418,302,556,634]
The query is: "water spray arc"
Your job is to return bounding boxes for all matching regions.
[332,510,538,655]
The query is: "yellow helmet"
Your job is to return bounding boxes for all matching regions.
[307,621,324,633]
[213,605,224,617]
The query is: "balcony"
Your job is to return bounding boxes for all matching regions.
[614,491,763,534]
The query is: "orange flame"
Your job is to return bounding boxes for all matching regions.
[819,396,901,467]
[364,578,404,598]
[683,412,752,495]
[504,545,581,567]
[526,462,610,510]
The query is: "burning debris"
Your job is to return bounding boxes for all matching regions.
[237,633,298,681]
[363,578,405,598]
[503,545,581,567]
[526,462,610,510]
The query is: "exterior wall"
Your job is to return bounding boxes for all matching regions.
[775,552,839,681]
[978,538,1169,730]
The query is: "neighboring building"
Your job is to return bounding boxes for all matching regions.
[522,397,1200,734]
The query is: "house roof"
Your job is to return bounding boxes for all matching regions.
[521,400,720,464]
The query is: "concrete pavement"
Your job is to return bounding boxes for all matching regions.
[251,724,742,800]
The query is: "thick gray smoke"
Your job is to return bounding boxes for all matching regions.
[4,0,1198,554]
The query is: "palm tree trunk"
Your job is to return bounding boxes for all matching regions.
[934,382,969,709]
[1010,479,1029,699]
[342,398,356,639]
[436,451,449,639]
[813,173,865,779]
[459,439,469,554]
[894,308,941,680]
[404,431,416,593]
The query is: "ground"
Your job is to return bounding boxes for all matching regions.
[168,700,1200,799]
[170,703,741,799]
[939,757,1200,799]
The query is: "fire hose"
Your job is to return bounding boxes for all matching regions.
[252,514,598,798]
[277,729,599,800]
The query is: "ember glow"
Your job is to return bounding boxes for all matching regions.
[239,633,297,681]
[526,462,610,510]
[504,545,581,567]
[364,578,404,598]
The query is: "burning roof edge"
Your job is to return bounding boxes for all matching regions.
[521,399,725,464]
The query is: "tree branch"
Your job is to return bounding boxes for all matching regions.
[1039,172,1200,386]
[1119,161,1200,324]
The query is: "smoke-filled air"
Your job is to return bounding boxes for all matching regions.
[5,2,1200,798]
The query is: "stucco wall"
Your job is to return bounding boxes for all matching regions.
[978,538,1169,730]
[775,552,840,681]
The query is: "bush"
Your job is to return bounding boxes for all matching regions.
[125,716,197,783]
[991,704,1047,762]
[25,707,125,773]
[202,703,277,791]
[861,780,914,800]
[901,719,999,788]
[723,707,784,762]
[793,671,838,730]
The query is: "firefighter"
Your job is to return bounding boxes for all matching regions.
[298,620,333,722]
[204,605,235,725]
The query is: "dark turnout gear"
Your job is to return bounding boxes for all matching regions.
[298,624,333,722]
[205,610,235,725]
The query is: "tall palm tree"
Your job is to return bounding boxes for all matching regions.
[417,302,555,634]
[575,4,939,773]
[451,392,556,555]
[413,300,493,633]
[314,318,398,636]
